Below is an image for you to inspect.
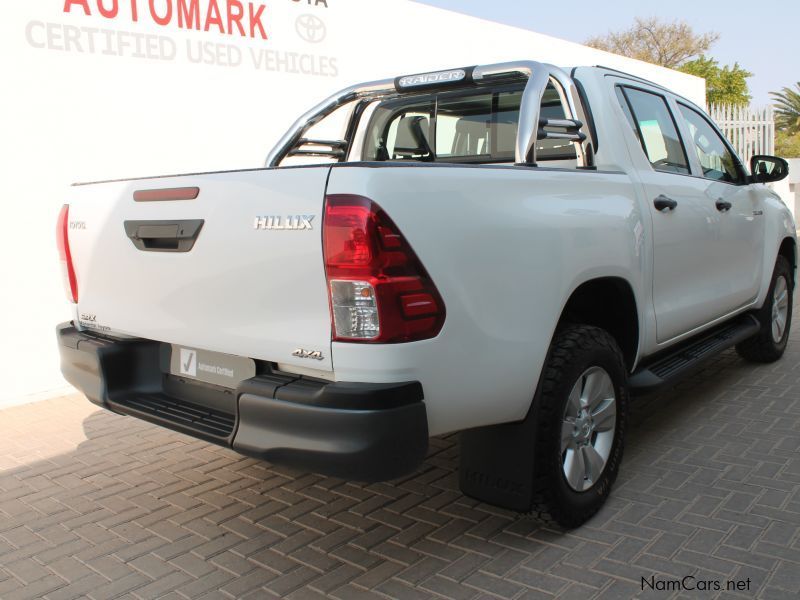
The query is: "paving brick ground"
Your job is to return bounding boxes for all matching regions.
[2,300,799,599]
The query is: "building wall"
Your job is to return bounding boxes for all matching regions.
[0,0,705,404]
[773,158,800,223]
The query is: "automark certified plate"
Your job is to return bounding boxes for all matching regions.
[170,345,256,388]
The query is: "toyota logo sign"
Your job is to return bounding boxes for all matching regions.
[295,14,326,43]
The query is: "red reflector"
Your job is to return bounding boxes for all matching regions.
[133,187,200,202]
[56,204,78,303]
[401,293,438,318]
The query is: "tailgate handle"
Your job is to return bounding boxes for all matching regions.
[124,219,204,252]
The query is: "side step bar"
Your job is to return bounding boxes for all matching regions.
[629,315,760,396]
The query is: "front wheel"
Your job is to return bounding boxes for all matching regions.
[736,256,793,363]
[528,324,628,528]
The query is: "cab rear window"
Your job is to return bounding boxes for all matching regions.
[361,83,578,164]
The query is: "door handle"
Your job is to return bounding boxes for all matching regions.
[653,195,678,211]
[715,200,732,212]
[124,219,204,252]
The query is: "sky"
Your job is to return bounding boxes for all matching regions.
[414,0,799,106]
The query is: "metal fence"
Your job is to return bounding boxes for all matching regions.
[707,104,774,165]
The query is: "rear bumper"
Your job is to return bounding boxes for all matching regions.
[57,322,428,481]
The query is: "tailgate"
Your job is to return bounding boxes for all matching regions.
[67,166,334,372]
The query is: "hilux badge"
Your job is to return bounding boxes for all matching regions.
[254,215,314,230]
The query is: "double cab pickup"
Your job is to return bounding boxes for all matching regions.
[57,61,795,527]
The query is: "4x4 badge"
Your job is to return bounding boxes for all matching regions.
[292,348,324,361]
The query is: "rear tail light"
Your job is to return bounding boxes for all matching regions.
[323,194,445,343]
[56,204,78,303]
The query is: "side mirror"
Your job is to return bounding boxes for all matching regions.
[749,155,789,183]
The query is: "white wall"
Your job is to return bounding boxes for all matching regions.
[0,0,704,404]
[773,158,800,222]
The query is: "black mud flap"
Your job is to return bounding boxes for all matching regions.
[459,414,537,513]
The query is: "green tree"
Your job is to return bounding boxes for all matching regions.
[771,83,800,135]
[679,57,751,106]
[775,130,800,158]
[585,17,719,68]
[586,18,752,107]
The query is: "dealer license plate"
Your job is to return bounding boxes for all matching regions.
[169,345,256,388]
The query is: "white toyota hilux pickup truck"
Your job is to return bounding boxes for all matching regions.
[57,61,795,528]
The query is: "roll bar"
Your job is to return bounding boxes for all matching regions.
[265,60,590,168]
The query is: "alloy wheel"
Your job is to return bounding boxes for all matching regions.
[560,366,617,492]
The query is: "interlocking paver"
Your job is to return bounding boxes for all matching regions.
[2,296,800,598]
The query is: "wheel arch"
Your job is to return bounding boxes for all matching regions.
[558,276,640,371]
[779,236,797,285]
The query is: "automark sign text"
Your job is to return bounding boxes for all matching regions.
[63,0,269,40]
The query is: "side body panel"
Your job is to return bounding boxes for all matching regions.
[755,187,797,303]
[326,164,645,435]
[577,68,795,355]
[633,166,765,342]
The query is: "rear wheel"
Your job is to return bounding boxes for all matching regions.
[736,256,793,363]
[527,325,628,528]
[560,366,618,492]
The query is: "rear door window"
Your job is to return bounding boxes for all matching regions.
[617,87,689,175]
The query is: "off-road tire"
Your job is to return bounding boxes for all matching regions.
[527,324,628,529]
[736,256,793,363]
